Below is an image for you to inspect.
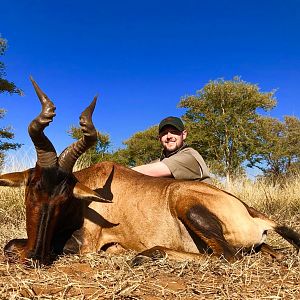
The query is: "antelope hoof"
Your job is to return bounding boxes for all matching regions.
[130,247,166,267]
[130,255,151,267]
[4,239,27,263]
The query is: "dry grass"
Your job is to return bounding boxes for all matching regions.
[0,171,300,299]
[1,251,299,299]
[226,176,300,229]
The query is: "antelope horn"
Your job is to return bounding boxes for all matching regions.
[28,77,57,168]
[58,96,98,172]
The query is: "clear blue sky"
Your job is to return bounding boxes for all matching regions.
[1,0,300,155]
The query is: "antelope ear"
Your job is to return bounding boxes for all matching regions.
[73,182,112,203]
[0,170,30,187]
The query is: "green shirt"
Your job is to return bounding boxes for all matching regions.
[160,146,211,183]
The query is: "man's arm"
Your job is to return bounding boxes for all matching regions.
[132,161,173,177]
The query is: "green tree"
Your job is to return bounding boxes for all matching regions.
[250,116,300,181]
[121,125,161,166]
[285,116,300,170]
[109,148,132,166]
[0,109,22,167]
[69,126,140,168]
[0,36,22,95]
[0,35,22,168]
[69,126,112,169]
[179,77,276,183]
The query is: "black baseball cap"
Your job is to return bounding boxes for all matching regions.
[158,116,185,133]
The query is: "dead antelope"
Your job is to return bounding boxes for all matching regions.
[1,79,300,266]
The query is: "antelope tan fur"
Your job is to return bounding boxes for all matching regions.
[1,79,300,265]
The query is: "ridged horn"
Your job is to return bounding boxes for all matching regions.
[28,77,57,168]
[58,96,98,172]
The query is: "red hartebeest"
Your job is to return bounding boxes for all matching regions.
[1,79,300,265]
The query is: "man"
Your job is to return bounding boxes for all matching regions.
[132,116,211,183]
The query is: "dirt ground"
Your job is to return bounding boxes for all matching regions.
[1,246,299,299]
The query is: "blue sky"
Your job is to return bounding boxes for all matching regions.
[1,0,300,157]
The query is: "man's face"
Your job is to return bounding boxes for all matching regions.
[159,125,187,154]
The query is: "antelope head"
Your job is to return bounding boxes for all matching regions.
[0,78,109,265]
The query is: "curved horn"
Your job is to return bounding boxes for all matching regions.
[28,77,57,168]
[58,96,98,172]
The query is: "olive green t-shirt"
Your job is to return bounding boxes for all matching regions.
[161,147,211,183]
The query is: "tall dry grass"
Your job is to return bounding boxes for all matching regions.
[0,186,26,247]
[0,149,34,247]
[225,175,300,228]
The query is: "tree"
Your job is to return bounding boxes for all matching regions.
[120,125,161,167]
[250,116,300,182]
[0,109,22,167]
[69,125,145,168]
[179,76,276,183]
[69,126,112,169]
[109,148,132,166]
[0,35,22,168]
[0,36,22,95]
[284,116,300,169]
